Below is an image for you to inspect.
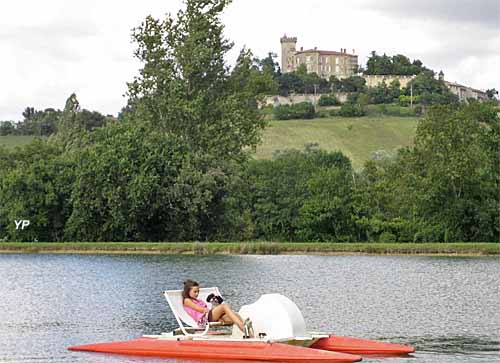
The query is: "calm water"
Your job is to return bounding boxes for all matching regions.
[0,254,499,363]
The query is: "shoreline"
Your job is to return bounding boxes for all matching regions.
[0,242,498,256]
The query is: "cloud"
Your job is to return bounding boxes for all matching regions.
[365,0,500,29]
[0,0,498,121]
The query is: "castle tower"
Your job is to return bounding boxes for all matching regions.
[438,70,444,81]
[280,35,297,73]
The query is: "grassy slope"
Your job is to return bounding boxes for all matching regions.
[1,117,418,169]
[255,116,419,169]
[0,135,36,149]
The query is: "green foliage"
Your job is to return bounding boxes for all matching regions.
[126,0,265,161]
[405,71,458,106]
[296,168,355,241]
[398,95,420,106]
[276,73,363,96]
[65,122,234,241]
[365,51,429,75]
[273,102,316,120]
[0,140,74,241]
[0,121,16,136]
[243,149,352,241]
[318,94,341,106]
[356,102,499,242]
[340,76,366,93]
[338,103,365,117]
[368,81,401,104]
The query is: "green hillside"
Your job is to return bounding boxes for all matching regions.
[1,116,419,170]
[255,116,419,169]
[0,135,36,149]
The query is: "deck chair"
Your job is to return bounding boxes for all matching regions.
[164,287,228,337]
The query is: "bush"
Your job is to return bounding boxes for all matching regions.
[338,103,365,117]
[273,102,316,120]
[399,95,420,106]
[318,94,341,106]
[379,231,397,243]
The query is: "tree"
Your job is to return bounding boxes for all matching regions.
[0,121,15,136]
[297,168,356,241]
[244,149,352,241]
[0,140,74,241]
[229,48,278,100]
[126,0,265,162]
[340,76,366,93]
[65,122,233,241]
[258,52,281,79]
[364,51,429,75]
[53,93,88,151]
[409,104,498,241]
[406,71,458,106]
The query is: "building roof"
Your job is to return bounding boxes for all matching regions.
[295,49,357,57]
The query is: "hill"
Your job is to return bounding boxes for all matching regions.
[254,116,419,169]
[1,117,419,170]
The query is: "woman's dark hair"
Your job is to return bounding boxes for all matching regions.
[182,279,199,299]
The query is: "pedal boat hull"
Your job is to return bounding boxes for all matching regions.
[311,335,415,355]
[68,336,362,363]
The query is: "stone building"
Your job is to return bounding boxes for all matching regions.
[280,35,358,79]
[439,71,487,102]
[364,72,488,102]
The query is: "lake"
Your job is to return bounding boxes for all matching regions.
[0,254,499,363]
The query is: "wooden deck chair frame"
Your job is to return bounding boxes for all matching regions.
[164,287,223,337]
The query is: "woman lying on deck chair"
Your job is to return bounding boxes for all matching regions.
[182,279,254,338]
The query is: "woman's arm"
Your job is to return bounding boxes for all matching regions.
[183,298,208,313]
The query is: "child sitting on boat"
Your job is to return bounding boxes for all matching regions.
[182,279,253,337]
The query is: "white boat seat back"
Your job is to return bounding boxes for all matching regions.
[164,287,221,328]
[238,293,310,340]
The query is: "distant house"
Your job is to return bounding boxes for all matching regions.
[280,35,358,79]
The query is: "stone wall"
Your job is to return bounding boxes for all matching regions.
[263,93,349,107]
[364,75,416,88]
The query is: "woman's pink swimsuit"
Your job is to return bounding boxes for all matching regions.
[184,298,209,326]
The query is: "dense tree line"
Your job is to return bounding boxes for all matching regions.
[1,100,497,242]
[1,0,497,242]
[0,104,108,136]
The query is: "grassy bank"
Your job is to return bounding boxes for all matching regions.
[0,242,498,256]
[255,116,418,169]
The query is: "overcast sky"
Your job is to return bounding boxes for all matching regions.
[1,0,498,120]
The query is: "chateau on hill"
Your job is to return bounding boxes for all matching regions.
[280,35,358,79]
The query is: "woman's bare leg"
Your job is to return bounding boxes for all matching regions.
[210,304,244,331]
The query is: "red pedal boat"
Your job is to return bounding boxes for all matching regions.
[68,288,414,362]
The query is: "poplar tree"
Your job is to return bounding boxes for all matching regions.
[126,0,266,161]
